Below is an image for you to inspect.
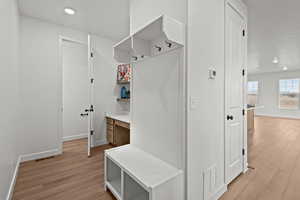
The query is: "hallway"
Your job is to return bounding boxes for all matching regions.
[221,116,300,200]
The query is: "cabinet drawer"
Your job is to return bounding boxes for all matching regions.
[106,117,114,125]
[106,124,114,131]
[107,129,114,144]
[115,120,130,129]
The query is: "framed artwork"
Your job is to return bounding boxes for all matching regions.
[117,64,131,83]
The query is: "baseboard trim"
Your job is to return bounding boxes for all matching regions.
[211,184,227,200]
[6,140,107,200]
[6,156,21,200]
[256,114,300,120]
[20,149,60,162]
[244,162,249,173]
[63,133,88,142]
[94,139,108,147]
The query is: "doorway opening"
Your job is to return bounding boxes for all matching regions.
[59,36,94,157]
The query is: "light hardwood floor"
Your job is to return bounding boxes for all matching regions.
[13,139,116,200]
[221,116,300,200]
[13,116,300,200]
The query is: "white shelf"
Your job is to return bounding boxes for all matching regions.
[106,158,122,199]
[117,98,130,103]
[105,145,184,200]
[106,181,122,200]
[131,195,149,200]
[113,15,185,63]
[105,145,182,189]
[124,172,149,200]
[108,179,121,195]
[113,36,133,63]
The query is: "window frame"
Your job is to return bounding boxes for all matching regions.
[247,80,260,106]
[278,78,300,110]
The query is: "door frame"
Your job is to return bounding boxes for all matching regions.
[58,35,94,156]
[224,0,248,184]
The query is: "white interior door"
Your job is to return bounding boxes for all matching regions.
[87,35,94,157]
[225,3,246,184]
[62,39,89,152]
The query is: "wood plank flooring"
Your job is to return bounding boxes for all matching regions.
[220,116,300,200]
[13,116,300,200]
[12,139,116,200]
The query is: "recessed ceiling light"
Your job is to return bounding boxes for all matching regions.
[64,7,76,15]
[272,57,279,64]
[283,66,288,71]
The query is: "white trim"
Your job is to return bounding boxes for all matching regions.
[278,78,300,110]
[59,36,87,46]
[20,149,60,162]
[87,34,94,157]
[255,113,300,120]
[94,139,108,147]
[226,0,248,20]
[5,139,107,200]
[63,133,88,142]
[243,165,249,173]
[58,36,64,155]
[211,185,227,200]
[6,149,61,199]
[58,35,92,156]
[6,156,21,200]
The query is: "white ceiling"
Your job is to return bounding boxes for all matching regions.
[18,0,130,40]
[246,0,300,74]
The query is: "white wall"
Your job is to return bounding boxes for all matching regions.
[249,70,300,119]
[62,41,89,140]
[187,0,226,199]
[130,0,187,33]
[19,16,121,156]
[0,0,20,199]
[131,49,185,169]
[19,17,87,156]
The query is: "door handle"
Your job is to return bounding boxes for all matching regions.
[80,113,89,117]
[227,115,234,120]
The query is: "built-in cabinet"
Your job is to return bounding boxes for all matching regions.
[105,14,185,200]
[247,109,254,134]
[113,15,184,63]
[105,145,183,200]
[106,117,130,146]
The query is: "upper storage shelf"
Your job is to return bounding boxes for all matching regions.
[113,15,185,63]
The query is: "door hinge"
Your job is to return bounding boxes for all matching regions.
[242,148,245,156]
[242,29,246,37]
[242,109,245,116]
[90,105,94,112]
[242,69,245,76]
[90,78,94,84]
[90,130,94,136]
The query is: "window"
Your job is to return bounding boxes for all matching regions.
[247,81,259,106]
[279,79,300,109]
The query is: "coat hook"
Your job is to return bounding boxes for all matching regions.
[165,41,172,48]
[132,56,138,61]
[155,45,162,52]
